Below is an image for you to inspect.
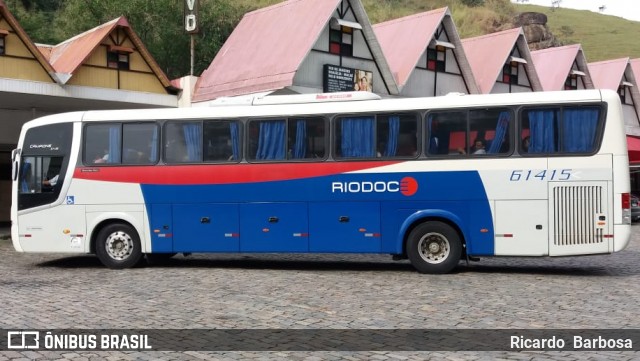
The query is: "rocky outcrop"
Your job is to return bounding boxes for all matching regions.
[514,12,562,50]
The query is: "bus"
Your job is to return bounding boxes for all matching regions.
[10,89,632,274]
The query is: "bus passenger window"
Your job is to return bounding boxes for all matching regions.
[165,122,202,163]
[469,108,512,155]
[377,114,418,158]
[426,111,466,156]
[204,121,241,162]
[84,123,122,164]
[287,118,325,160]
[248,119,286,161]
[520,106,601,155]
[335,116,375,158]
[122,123,159,164]
[520,108,559,154]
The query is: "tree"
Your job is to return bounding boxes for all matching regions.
[8,0,245,79]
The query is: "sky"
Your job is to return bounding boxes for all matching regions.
[510,0,640,22]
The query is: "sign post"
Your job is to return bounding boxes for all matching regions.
[184,0,200,75]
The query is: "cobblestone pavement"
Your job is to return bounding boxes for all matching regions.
[0,225,639,360]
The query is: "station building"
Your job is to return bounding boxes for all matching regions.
[0,0,179,222]
[372,7,479,97]
[461,27,542,94]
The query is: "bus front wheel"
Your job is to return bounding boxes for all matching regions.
[407,221,462,274]
[95,223,142,269]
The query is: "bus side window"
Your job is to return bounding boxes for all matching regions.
[426,111,466,156]
[122,123,159,165]
[165,122,202,163]
[520,108,559,154]
[204,120,242,162]
[377,114,418,158]
[286,118,326,160]
[248,119,286,161]
[469,108,512,155]
[84,123,122,164]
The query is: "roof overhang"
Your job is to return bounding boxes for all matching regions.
[331,18,362,30]
[432,39,455,49]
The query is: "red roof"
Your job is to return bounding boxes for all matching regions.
[48,18,123,75]
[531,44,593,91]
[193,0,398,102]
[194,0,342,102]
[45,17,172,88]
[373,8,446,87]
[632,59,640,85]
[462,28,541,94]
[588,57,630,90]
[372,7,478,94]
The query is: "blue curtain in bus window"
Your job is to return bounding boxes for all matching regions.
[293,120,307,159]
[256,120,285,160]
[149,126,158,163]
[20,162,31,193]
[528,109,557,153]
[230,122,240,161]
[385,116,400,156]
[488,112,510,153]
[108,125,121,163]
[427,115,439,154]
[183,124,202,161]
[562,108,599,152]
[341,117,374,157]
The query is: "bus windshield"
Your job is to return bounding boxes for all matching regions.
[18,123,73,210]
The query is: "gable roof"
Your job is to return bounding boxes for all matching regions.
[531,44,593,91]
[44,17,172,88]
[373,7,478,94]
[461,27,542,94]
[589,57,635,90]
[632,58,640,86]
[0,0,58,82]
[193,0,398,102]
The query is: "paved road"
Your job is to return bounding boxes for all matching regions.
[0,226,638,360]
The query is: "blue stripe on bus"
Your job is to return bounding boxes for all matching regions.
[140,171,495,256]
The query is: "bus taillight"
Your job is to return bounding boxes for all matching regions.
[622,193,630,209]
[622,193,631,224]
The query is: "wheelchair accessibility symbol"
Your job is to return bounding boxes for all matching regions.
[66,196,75,205]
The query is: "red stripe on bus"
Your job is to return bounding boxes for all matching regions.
[73,161,399,185]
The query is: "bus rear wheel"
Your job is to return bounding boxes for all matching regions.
[407,221,462,274]
[95,223,142,269]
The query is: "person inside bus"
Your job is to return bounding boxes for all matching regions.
[457,139,486,155]
[93,150,109,163]
[522,136,530,153]
[472,139,486,154]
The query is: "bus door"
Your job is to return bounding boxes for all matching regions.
[548,181,611,256]
[14,123,81,252]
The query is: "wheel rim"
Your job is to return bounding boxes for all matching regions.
[417,232,450,264]
[104,231,134,261]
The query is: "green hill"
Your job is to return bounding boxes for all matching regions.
[512,3,640,61]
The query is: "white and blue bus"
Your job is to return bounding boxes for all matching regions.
[11,90,632,273]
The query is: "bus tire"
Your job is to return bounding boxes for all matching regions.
[95,223,142,269]
[406,221,462,274]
